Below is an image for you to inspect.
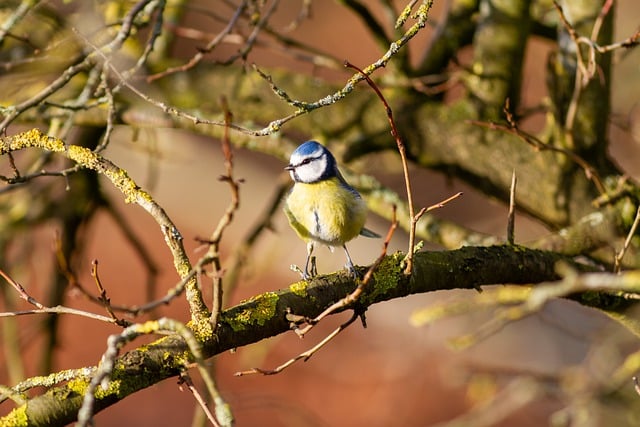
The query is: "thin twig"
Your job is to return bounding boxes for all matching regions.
[55,230,148,316]
[103,0,432,137]
[179,373,221,427]
[130,268,199,314]
[206,96,242,328]
[234,310,360,376]
[469,100,606,195]
[550,0,638,141]
[147,1,249,82]
[507,170,517,245]
[91,260,129,326]
[590,0,614,42]
[418,192,464,217]
[0,306,120,324]
[614,204,640,273]
[344,60,417,275]
[0,268,44,309]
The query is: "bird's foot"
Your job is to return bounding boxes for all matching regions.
[308,256,318,278]
[345,262,361,279]
[290,258,317,280]
[290,264,310,280]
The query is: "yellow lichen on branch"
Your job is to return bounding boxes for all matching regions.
[0,128,65,154]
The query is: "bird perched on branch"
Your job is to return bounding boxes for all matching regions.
[284,140,380,279]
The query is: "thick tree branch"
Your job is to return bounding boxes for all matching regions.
[1,245,608,427]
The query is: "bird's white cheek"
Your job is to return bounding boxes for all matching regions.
[295,165,314,183]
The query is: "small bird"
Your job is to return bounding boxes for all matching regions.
[284,140,379,279]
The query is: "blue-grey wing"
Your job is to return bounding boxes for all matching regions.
[336,171,380,238]
[360,227,381,238]
[336,170,362,199]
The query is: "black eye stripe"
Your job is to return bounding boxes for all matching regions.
[295,154,323,168]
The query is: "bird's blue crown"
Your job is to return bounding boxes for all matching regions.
[294,141,328,157]
[289,141,338,181]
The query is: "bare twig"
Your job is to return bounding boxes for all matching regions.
[54,230,149,316]
[344,60,418,275]
[595,28,640,53]
[204,97,242,328]
[147,1,249,82]
[552,1,592,135]
[0,306,120,324]
[234,310,360,376]
[130,268,199,314]
[614,204,640,273]
[91,260,129,326]
[414,192,464,224]
[0,57,93,134]
[102,201,159,306]
[111,0,432,137]
[590,0,614,42]
[550,0,639,142]
[345,55,460,274]
[507,170,517,245]
[469,101,606,195]
[284,0,313,31]
[178,373,221,427]
[0,0,35,46]
[219,0,281,66]
[0,268,44,309]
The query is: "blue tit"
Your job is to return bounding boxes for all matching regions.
[284,140,380,279]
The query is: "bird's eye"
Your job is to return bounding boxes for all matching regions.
[300,158,312,165]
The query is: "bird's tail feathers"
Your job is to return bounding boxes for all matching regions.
[360,227,381,238]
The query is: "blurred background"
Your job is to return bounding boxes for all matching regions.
[1,1,639,426]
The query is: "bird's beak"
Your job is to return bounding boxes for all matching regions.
[284,164,294,171]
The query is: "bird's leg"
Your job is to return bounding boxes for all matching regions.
[303,242,316,279]
[310,255,317,277]
[342,244,358,278]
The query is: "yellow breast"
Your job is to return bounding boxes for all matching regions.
[284,178,367,246]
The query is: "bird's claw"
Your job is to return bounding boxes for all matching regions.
[290,262,316,281]
[290,264,308,280]
[345,262,360,279]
